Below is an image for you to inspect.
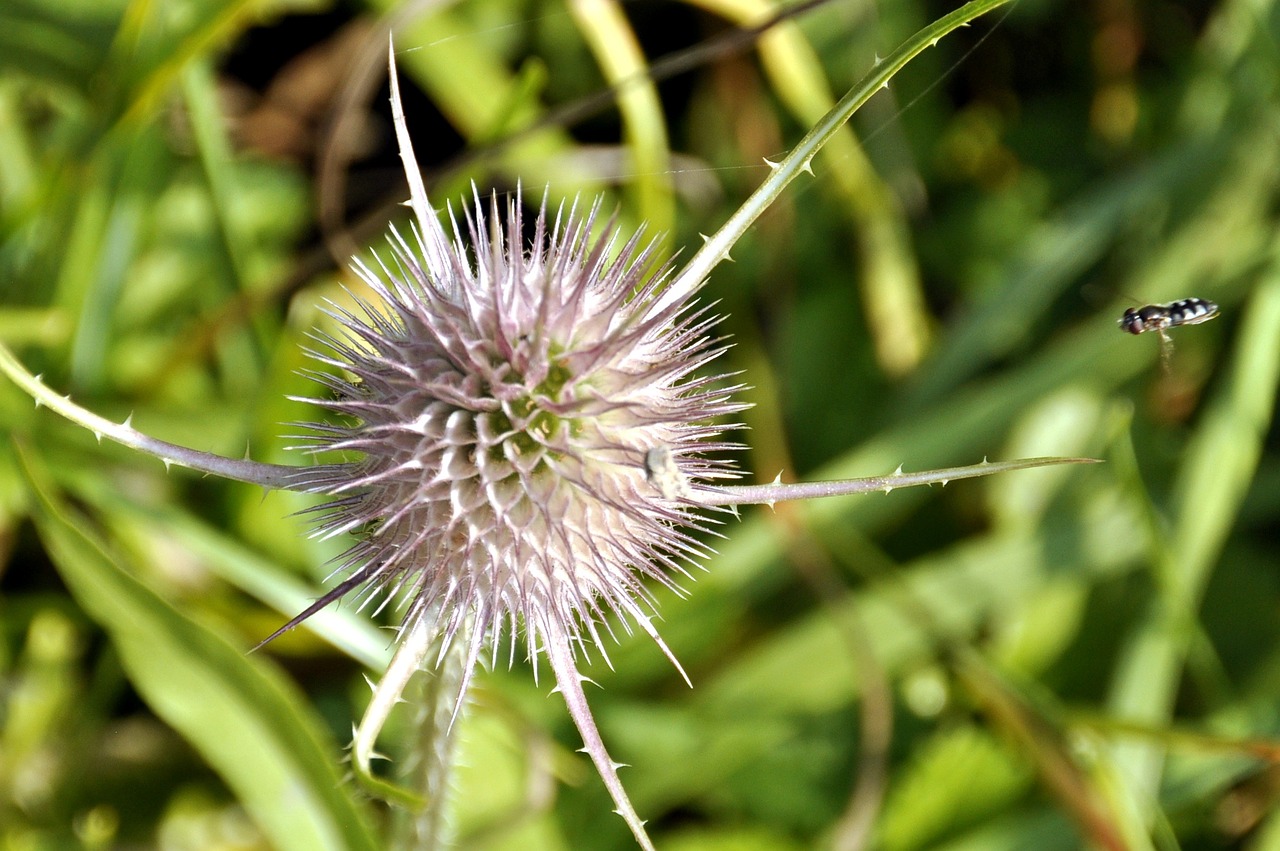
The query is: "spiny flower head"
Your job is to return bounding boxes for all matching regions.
[285,190,746,677]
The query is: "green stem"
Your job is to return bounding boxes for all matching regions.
[702,457,1098,506]
[404,623,469,849]
[0,342,300,489]
[659,0,1015,312]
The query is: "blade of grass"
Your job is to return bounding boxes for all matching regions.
[1105,245,1280,816]
[694,500,1140,717]
[180,58,271,372]
[955,651,1130,851]
[17,443,380,851]
[906,129,1264,411]
[568,0,675,244]
[98,496,392,671]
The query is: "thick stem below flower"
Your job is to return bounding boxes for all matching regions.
[402,619,470,850]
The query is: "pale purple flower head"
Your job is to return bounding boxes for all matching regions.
[284,190,745,668]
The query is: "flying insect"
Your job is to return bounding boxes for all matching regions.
[1118,297,1219,336]
[1118,297,1219,369]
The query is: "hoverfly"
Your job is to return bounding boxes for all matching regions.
[1118,297,1219,336]
[1118,297,1219,368]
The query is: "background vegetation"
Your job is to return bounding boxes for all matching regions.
[1,0,1278,848]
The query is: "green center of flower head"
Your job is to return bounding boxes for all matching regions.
[506,358,573,443]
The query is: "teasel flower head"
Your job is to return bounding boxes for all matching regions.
[288,190,748,642]
[285,187,744,669]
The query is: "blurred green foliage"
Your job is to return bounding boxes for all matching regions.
[1,0,1279,849]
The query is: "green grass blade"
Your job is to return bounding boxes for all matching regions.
[1105,252,1280,814]
[18,446,380,851]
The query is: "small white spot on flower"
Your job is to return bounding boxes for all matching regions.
[644,445,691,501]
